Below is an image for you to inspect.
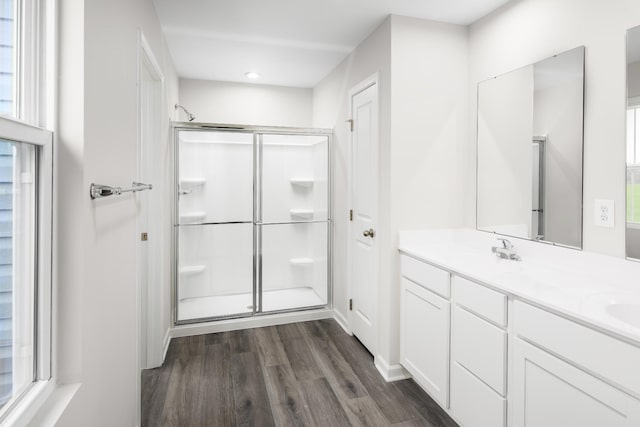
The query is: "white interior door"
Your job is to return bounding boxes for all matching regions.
[349,77,378,355]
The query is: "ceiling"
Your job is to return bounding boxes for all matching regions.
[153,0,512,88]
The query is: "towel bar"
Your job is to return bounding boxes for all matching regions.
[90,182,153,199]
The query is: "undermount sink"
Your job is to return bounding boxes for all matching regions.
[586,293,640,329]
[606,304,640,328]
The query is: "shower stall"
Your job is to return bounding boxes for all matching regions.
[173,123,332,324]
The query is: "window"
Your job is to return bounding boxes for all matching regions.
[0,0,53,422]
[628,103,640,224]
[0,118,51,421]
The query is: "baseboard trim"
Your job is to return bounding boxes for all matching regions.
[333,309,352,335]
[171,308,334,338]
[374,355,411,382]
[162,328,172,362]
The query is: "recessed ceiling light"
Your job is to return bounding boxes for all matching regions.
[245,72,260,79]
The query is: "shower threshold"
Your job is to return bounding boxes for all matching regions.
[178,287,326,321]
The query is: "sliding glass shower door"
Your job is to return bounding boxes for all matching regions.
[176,130,255,321]
[260,134,329,312]
[175,126,331,323]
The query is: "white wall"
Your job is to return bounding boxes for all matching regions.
[387,15,469,367]
[179,79,313,127]
[56,0,85,391]
[313,15,468,369]
[313,16,392,338]
[56,0,179,424]
[469,0,640,257]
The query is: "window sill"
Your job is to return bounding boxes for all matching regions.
[1,381,80,427]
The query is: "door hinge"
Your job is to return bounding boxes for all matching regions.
[141,232,148,241]
[349,299,353,311]
[349,209,353,221]
[346,119,354,132]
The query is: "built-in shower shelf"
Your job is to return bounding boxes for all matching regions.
[290,209,314,220]
[179,265,206,276]
[180,211,206,223]
[290,178,314,188]
[289,258,314,267]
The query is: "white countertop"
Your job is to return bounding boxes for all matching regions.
[398,228,640,345]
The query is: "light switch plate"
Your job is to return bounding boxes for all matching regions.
[594,199,614,228]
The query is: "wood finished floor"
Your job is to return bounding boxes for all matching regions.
[142,319,459,427]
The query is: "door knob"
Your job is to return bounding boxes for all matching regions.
[363,228,376,238]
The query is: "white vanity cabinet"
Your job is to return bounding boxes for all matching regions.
[400,255,451,408]
[512,301,640,427]
[450,277,508,427]
[398,229,640,427]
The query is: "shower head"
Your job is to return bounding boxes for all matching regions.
[175,103,196,122]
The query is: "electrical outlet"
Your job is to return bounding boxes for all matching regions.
[594,199,614,228]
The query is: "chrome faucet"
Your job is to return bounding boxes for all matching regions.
[492,238,521,261]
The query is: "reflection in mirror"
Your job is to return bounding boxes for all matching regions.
[477,46,585,248]
[627,26,640,260]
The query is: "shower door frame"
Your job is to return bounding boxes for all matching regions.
[171,122,333,326]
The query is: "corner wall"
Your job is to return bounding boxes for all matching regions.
[313,16,392,336]
[313,15,469,369]
[387,15,469,368]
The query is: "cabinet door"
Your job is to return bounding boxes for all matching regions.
[400,278,450,408]
[512,338,640,427]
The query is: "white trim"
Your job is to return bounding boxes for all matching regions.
[333,309,352,335]
[43,0,56,130]
[374,355,411,382]
[20,382,80,427]
[162,328,171,361]
[171,309,333,339]
[136,29,166,427]
[347,73,380,354]
[0,115,51,145]
[137,30,166,367]
[0,381,55,427]
[16,0,53,128]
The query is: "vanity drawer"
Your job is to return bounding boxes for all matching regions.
[400,255,450,298]
[514,300,640,397]
[451,361,506,427]
[452,305,507,396]
[453,276,507,327]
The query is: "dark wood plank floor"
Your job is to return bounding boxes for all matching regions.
[142,319,459,427]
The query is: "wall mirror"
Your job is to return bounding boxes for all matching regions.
[627,26,640,260]
[476,46,585,249]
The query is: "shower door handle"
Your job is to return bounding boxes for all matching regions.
[363,228,375,238]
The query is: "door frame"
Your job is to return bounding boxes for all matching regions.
[136,29,165,424]
[346,73,380,350]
